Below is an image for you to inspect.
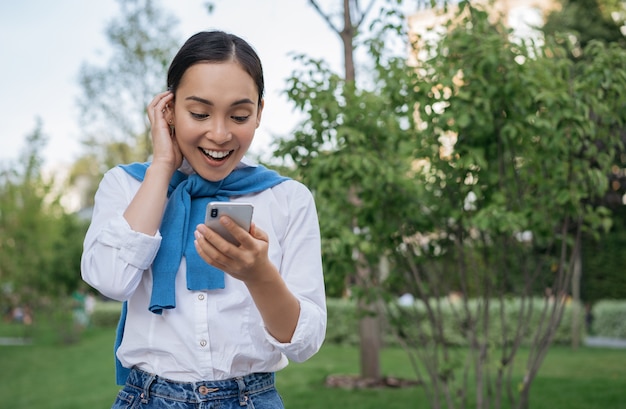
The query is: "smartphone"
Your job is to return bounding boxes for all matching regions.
[204,202,254,245]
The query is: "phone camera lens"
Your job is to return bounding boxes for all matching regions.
[210,208,218,218]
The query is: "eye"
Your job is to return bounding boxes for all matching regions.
[232,115,250,123]
[190,112,209,120]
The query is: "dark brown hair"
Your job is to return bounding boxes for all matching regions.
[167,31,264,106]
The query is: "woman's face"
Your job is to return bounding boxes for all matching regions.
[171,61,263,181]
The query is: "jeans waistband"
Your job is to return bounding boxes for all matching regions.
[125,367,275,404]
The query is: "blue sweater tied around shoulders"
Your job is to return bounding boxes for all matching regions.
[113,161,288,385]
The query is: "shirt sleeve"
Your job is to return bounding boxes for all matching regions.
[263,181,327,362]
[81,167,162,301]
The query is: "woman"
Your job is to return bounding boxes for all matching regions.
[81,30,326,409]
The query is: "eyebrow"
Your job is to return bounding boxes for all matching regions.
[185,96,255,107]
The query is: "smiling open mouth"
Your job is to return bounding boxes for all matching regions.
[199,147,233,161]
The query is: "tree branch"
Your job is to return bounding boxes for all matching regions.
[309,0,341,34]
[356,0,377,28]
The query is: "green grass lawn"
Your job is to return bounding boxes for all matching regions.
[1,320,625,409]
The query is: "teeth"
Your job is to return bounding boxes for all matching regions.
[201,148,231,159]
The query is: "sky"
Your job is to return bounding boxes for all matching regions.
[0,0,345,168]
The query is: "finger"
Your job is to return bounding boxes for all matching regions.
[249,222,268,243]
[154,93,173,119]
[194,240,228,271]
[147,91,169,113]
[149,90,172,106]
[194,229,226,264]
[196,224,238,258]
[148,91,173,123]
[219,216,252,246]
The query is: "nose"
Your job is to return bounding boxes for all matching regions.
[206,117,232,145]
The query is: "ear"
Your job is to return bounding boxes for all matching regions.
[165,104,175,125]
[256,99,264,129]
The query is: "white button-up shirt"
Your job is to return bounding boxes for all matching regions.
[81,160,326,381]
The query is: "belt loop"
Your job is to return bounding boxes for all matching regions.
[236,376,249,406]
[140,372,157,404]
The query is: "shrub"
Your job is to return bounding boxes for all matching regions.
[592,300,626,339]
[91,297,626,345]
[90,301,122,328]
[324,298,362,345]
[328,297,584,347]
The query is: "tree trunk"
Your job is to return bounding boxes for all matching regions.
[571,247,582,349]
[341,0,356,82]
[358,302,381,379]
[356,259,381,380]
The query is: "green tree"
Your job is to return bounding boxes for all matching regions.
[78,0,180,158]
[543,0,625,59]
[307,0,384,382]
[543,0,626,319]
[279,0,624,406]
[71,0,182,210]
[0,122,88,332]
[284,0,455,383]
[279,0,425,382]
[386,2,625,408]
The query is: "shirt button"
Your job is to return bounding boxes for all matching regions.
[200,339,207,347]
[198,294,205,301]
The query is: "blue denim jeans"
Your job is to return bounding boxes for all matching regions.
[111,367,284,409]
